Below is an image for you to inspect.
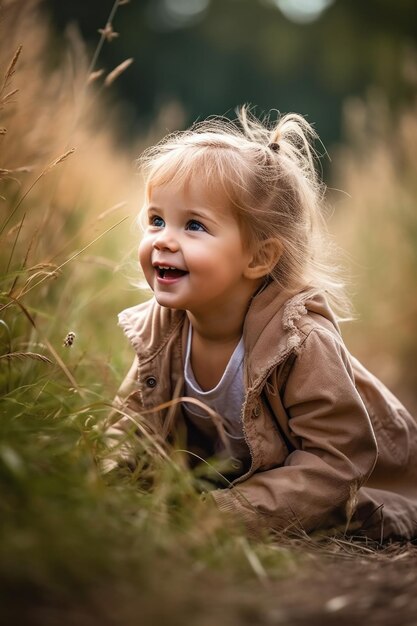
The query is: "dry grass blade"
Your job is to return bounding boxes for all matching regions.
[107,406,172,462]
[0,166,32,182]
[16,216,129,300]
[80,255,118,269]
[0,351,53,364]
[4,45,22,80]
[5,212,25,273]
[139,395,232,455]
[1,88,19,105]
[44,148,76,172]
[104,58,133,87]
[87,69,104,84]
[67,0,124,139]
[0,216,129,312]
[0,148,76,235]
[97,201,127,220]
[3,295,81,393]
[9,166,33,174]
[7,221,26,237]
[238,537,269,584]
[1,45,22,96]
[89,0,121,73]
[13,268,60,296]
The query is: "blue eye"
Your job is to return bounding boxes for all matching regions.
[150,215,165,228]
[186,220,206,232]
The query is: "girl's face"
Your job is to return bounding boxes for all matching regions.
[139,179,260,319]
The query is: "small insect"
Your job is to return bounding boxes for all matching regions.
[63,331,76,347]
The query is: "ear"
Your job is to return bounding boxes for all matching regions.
[244,238,283,280]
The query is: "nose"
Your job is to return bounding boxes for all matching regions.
[152,228,180,252]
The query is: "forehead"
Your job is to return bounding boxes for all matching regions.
[146,163,234,209]
[147,176,234,215]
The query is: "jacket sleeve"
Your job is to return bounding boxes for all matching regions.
[211,327,379,536]
[101,356,143,472]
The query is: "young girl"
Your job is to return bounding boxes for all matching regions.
[108,107,417,541]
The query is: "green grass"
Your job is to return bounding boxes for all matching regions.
[0,334,299,623]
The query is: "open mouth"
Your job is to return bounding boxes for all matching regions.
[155,265,188,279]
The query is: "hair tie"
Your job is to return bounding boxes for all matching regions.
[268,142,280,152]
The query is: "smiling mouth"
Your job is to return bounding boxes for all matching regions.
[155,265,188,279]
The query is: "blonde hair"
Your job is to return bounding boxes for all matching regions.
[139,106,351,320]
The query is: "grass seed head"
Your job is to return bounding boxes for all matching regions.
[104,58,133,87]
[98,22,119,42]
[3,44,22,84]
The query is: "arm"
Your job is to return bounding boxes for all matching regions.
[211,328,379,536]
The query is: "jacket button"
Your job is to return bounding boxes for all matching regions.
[252,404,261,419]
[145,376,157,388]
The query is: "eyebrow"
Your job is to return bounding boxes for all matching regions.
[188,208,220,223]
[146,205,221,225]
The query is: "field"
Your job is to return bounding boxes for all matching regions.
[1,2,416,624]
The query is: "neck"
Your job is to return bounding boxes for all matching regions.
[186,280,262,344]
[187,311,243,345]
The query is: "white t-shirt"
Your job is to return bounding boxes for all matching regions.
[183,325,250,463]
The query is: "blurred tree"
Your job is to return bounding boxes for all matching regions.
[44,0,417,147]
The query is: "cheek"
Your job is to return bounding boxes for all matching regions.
[138,237,151,270]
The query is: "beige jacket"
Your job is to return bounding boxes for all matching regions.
[112,283,417,541]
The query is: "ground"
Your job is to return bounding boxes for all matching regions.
[6,541,416,626]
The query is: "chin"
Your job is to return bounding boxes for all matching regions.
[154,294,183,310]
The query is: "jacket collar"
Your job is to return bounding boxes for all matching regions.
[118,296,186,364]
[118,282,340,382]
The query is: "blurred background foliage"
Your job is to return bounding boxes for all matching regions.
[45,0,417,150]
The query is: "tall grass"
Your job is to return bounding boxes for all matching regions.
[0,0,140,375]
[331,90,417,413]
